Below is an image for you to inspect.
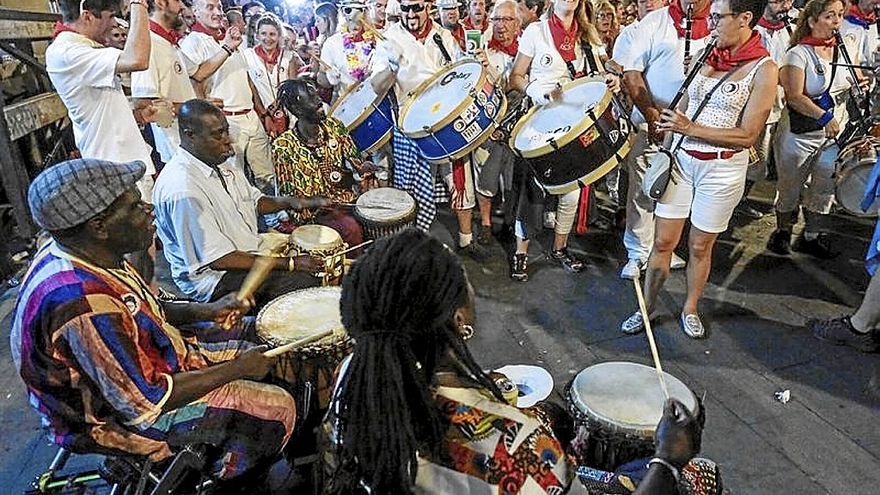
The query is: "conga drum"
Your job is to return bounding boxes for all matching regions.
[289,224,346,285]
[329,78,396,153]
[400,59,507,163]
[510,77,634,194]
[567,361,702,471]
[354,187,417,239]
[256,286,353,411]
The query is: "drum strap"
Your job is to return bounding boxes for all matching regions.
[564,44,600,79]
[433,33,453,64]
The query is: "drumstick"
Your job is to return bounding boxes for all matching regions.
[263,329,335,357]
[222,255,276,330]
[632,277,671,400]
[326,240,374,259]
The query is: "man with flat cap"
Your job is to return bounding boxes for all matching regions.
[11,158,297,481]
[153,99,329,305]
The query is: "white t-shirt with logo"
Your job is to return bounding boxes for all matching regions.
[621,7,711,124]
[179,31,254,112]
[131,31,197,163]
[46,32,154,174]
[517,19,606,99]
[756,21,794,123]
[840,17,880,70]
[243,47,294,108]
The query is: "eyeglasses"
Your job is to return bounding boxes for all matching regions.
[707,12,736,27]
[489,16,516,23]
[399,3,426,13]
[597,12,614,19]
[342,6,366,15]
[79,0,87,16]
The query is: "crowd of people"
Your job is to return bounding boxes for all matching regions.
[8,0,880,492]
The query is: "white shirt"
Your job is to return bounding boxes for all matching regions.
[152,148,264,301]
[613,20,643,123]
[783,43,858,127]
[756,20,794,123]
[518,20,606,98]
[321,31,375,90]
[840,16,880,70]
[485,43,515,79]
[179,32,254,111]
[371,21,463,101]
[621,7,711,124]
[131,31,197,163]
[243,47,294,107]
[46,32,154,174]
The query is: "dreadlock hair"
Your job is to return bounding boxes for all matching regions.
[329,229,504,495]
[275,78,311,115]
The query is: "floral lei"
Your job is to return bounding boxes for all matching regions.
[341,27,377,82]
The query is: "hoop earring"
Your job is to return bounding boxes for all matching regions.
[460,324,475,341]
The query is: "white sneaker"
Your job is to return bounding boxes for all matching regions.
[621,311,646,334]
[620,259,645,280]
[681,312,706,339]
[670,253,687,270]
[543,211,556,229]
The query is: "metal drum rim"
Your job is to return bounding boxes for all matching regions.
[355,187,418,223]
[255,286,347,347]
[329,79,395,131]
[537,132,634,195]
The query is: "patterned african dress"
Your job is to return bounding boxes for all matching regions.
[271,117,362,223]
[10,242,296,480]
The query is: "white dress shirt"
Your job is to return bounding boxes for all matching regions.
[179,32,254,112]
[152,148,265,301]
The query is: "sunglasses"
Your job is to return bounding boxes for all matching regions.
[399,4,426,13]
[342,6,366,15]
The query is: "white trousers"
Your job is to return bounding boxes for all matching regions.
[623,126,655,262]
[773,116,837,215]
[227,110,275,191]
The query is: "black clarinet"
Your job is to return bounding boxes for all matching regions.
[684,3,694,74]
[833,29,870,144]
[875,6,880,41]
[669,35,718,110]
[781,14,793,36]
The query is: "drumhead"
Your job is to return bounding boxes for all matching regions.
[837,138,880,217]
[290,224,343,251]
[568,361,698,436]
[256,286,346,346]
[400,60,486,133]
[511,77,611,157]
[356,187,416,223]
[329,79,387,129]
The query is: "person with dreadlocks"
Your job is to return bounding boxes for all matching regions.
[323,228,717,494]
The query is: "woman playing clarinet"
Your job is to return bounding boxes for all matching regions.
[507,0,621,282]
[622,0,777,338]
[767,0,865,258]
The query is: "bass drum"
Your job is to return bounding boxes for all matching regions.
[510,77,634,195]
[835,136,880,217]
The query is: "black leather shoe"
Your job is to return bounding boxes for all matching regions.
[766,229,791,255]
[793,233,839,259]
[735,199,764,219]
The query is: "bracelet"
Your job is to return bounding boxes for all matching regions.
[817,110,834,127]
[288,257,296,272]
[647,457,680,483]
[221,44,234,57]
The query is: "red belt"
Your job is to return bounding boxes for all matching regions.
[683,149,736,161]
[222,109,251,116]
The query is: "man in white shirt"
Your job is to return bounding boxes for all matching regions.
[371,0,488,260]
[367,0,389,30]
[515,0,544,28]
[437,0,466,49]
[840,0,880,68]
[614,0,710,280]
[47,0,153,197]
[181,0,275,193]
[131,0,197,166]
[464,0,489,33]
[153,100,328,304]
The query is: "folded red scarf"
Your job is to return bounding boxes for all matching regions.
[798,35,836,47]
[756,16,786,31]
[52,21,77,38]
[668,1,711,40]
[254,45,282,66]
[845,4,877,28]
[705,30,770,71]
[488,36,519,57]
[149,20,182,47]
[192,21,225,43]
[463,16,489,32]
[548,13,578,62]
[412,18,434,42]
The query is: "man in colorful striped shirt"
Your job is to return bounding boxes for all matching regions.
[10,158,296,482]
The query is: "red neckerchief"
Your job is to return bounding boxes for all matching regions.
[705,30,770,71]
[846,4,877,28]
[548,13,578,62]
[450,24,465,50]
[412,18,434,42]
[149,20,182,47]
[52,21,77,38]
[254,45,282,67]
[488,35,519,57]
[463,16,488,32]
[668,1,711,39]
[757,16,786,31]
[192,21,225,43]
[798,35,836,47]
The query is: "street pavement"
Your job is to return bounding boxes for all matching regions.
[1,183,878,494]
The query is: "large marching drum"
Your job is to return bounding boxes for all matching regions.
[400,59,507,163]
[510,77,634,194]
[835,136,880,217]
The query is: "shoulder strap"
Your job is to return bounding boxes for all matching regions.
[671,64,743,152]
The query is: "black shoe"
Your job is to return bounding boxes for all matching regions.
[735,199,763,219]
[793,233,839,259]
[810,316,879,353]
[766,229,791,255]
[476,226,494,246]
[548,247,585,273]
[458,242,490,262]
[511,253,528,282]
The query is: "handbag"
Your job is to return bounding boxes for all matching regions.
[788,45,838,135]
[642,65,745,201]
[262,103,290,139]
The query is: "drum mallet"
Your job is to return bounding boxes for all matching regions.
[263,329,336,357]
[221,256,276,330]
[632,277,671,400]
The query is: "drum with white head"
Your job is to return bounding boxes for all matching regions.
[329,78,396,154]
[289,224,346,285]
[354,187,417,239]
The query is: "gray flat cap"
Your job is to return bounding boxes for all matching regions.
[28,158,146,231]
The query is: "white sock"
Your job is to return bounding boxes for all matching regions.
[459,232,473,247]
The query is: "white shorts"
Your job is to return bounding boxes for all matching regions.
[655,149,749,234]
